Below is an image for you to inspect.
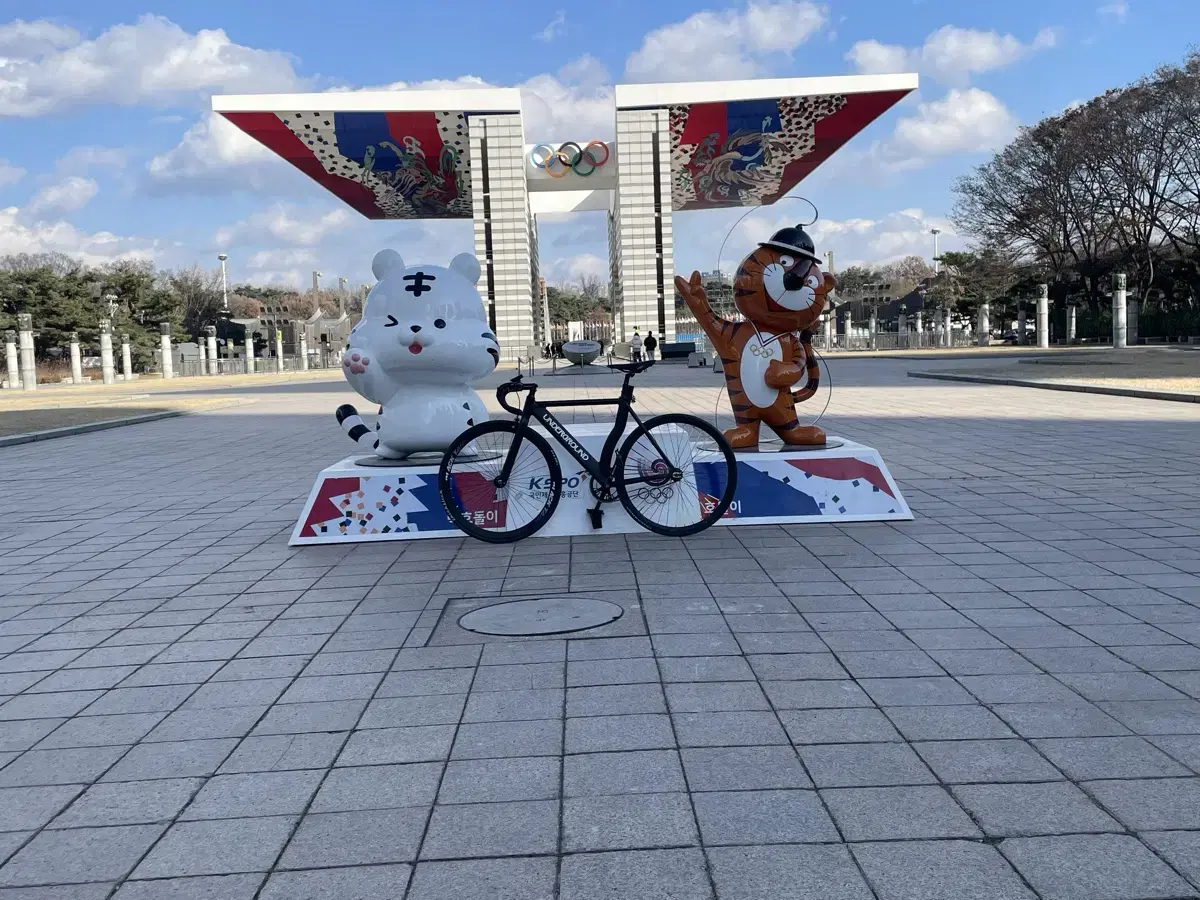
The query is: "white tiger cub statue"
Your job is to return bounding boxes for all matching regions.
[337,248,500,459]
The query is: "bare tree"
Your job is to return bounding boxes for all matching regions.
[167,265,223,338]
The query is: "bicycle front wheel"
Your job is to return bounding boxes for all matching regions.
[614,414,738,537]
[438,420,562,543]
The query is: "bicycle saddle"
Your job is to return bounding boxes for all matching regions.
[607,360,655,374]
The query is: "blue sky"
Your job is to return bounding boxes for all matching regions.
[0,0,1195,289]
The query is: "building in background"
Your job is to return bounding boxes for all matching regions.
[213,74,915,359]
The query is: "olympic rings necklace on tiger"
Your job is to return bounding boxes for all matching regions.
[529,140,610,177]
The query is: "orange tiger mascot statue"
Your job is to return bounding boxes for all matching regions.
[675,225,835,450]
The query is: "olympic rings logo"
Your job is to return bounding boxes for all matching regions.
[529,140,610,178]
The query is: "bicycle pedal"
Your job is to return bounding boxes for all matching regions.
[587,508,604,530]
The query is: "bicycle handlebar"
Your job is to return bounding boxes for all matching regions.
[496,376,532,415]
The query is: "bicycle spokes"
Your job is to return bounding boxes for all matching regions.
[446,429,554,533]
[620,421,712,530]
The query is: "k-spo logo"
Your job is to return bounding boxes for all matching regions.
[541,412,590,461]
[529,471,586,491]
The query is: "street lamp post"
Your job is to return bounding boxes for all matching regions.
[312,271,323,294]
[217,254,229,313]
[931,228,941,274]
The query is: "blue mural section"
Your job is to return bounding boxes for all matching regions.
[695,461,822,518]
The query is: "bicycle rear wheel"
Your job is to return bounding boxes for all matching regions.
[438,420,562,543]
[614,414,738,537]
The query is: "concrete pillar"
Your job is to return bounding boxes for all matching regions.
[298,328,309,371]
[196,336,206,377]
[1112,273,1127,349]
[1067,305,1077,342]
[4,330,19,389]
[897,311,906,338]
[822,312,833,350]
[17,313,37,391]
[977,302,990,347]
[1127,295,1139,345]
[274,329,284,373]
[245,334,255,373]
[99,319,115,385]
[120,333,132,381]
[1036,284,1050,349]
[205,326,218,375]
[868,309,878,350]
[1017,307,1027,345]
[159,322,174,379]
[944,308,952,347]
[840,310,851,349]
[69,333,83,384]
[916,310,923,342]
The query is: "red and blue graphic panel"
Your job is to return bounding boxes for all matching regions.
[669,90,911,211]
[220,109,472,220]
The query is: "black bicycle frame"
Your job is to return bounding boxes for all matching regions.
[498,378,671,491]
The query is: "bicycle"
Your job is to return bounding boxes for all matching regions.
[437,360,738,543]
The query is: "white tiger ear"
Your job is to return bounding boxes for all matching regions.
[372,249,404,281]
[449,253,480,286]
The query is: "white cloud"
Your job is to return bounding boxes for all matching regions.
[535,11,566,43]
[27,176,99,216]
[625,1,827,82]
[214,203,353,247]
[0,160,26,187]
[847,25,1059,85]
[1098,0,1129,20]
[0,205,155,265]
[889,88,1018,160]
[0,14,305,116]
[145,112,283,192]
[540,253,608,285]
[54,146,128,175]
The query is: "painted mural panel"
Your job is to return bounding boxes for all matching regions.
[221,109,472,219]
[667,90,910,210]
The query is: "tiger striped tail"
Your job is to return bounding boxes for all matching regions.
[335,404,378,450]
[791,330,820,404]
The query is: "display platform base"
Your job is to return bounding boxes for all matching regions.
[290,424,912,545]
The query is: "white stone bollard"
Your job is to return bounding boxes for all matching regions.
[868,310,878,350]
[944,308,952,347]
[4,330,19,389]
[1113,273,1127,349]
[69,332,83,384]
[205,327,218,375]
[99,319,115,385]
[299,329,309,371]
[897,312,906,340]
[275,329,284,373]
[196,337,207,376]
[1036,284,1050,349]
[1067,305,1077,342]
[17,313,37,391]
[841,311,851,350]
[160,322,174,379]
[822,312,833,350]
[245,335,255,374]
[120,333,132,381]
[977,302,990,347]
[916,311,924,347]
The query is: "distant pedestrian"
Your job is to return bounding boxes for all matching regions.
[630,330,643,362]
[644,331,658,361]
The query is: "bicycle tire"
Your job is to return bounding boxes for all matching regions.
[438,420,562,543]
[614,414,738,537]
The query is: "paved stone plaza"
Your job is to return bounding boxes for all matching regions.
[1,356,1199,899]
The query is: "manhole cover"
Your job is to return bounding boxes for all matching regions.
[458,597,624,637]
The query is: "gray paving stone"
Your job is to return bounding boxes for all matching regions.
[567,657,659,687]
[0,830,29,866]
[681,746,811,791]
[251,699,366,735]
[313,762,442,811]
[182,678,290,710]
[883,705,1015,740]
[0,746,125,786]
[763,680,873,709]
[181,769,322,820]
[438,756,558,804]
[1148,735,1200,771]
[665,681,768,713]
[391,646,482,671]
[259,864,411,900]
[651,633,741,657]
[0,785,83,831]
[707,844,874,900]
[373,668,474,698]
[406,858,554,900]
[859,676,975,706]
[278,807,426,868]
[1084,777,1200,830]
[836,650,945,678]
[1033,736,1192,780]
[420,800,558,859]
[567,683,666,716]
[672,711,788,747]
[113,874,265,899]
[472,662,564,691]
[1020,647,1137,673]
[564,792,698,851]
[852,839,1034,900]
[914,739,1064,783]
[103,739,237,781]
[147,706,266,742]
[219,732,346,773]
[801,742,936,787]
[779,707,901,744]
[1001,833,1193,900]
[558,848,712,900]
[953,781,1121,836]
[0,691,104,721]
[462,689,561,723]
[1097,699,1200,734]
[823,784,979,840]
[566,713,675,753]
[693,788,837,845]
[450,719,561,759]
[747,653,848,680]
[565,749,685,796]
[992,701,1131,738]
[336,725,454,766]
[735,632,826,654]
[657,655,755,682]
[0,823,165,886]
[51,777,200,828]
[568,636,653,660]
[34,711,165,749]
[480,640,566,665]
[1140,830,1200,888]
